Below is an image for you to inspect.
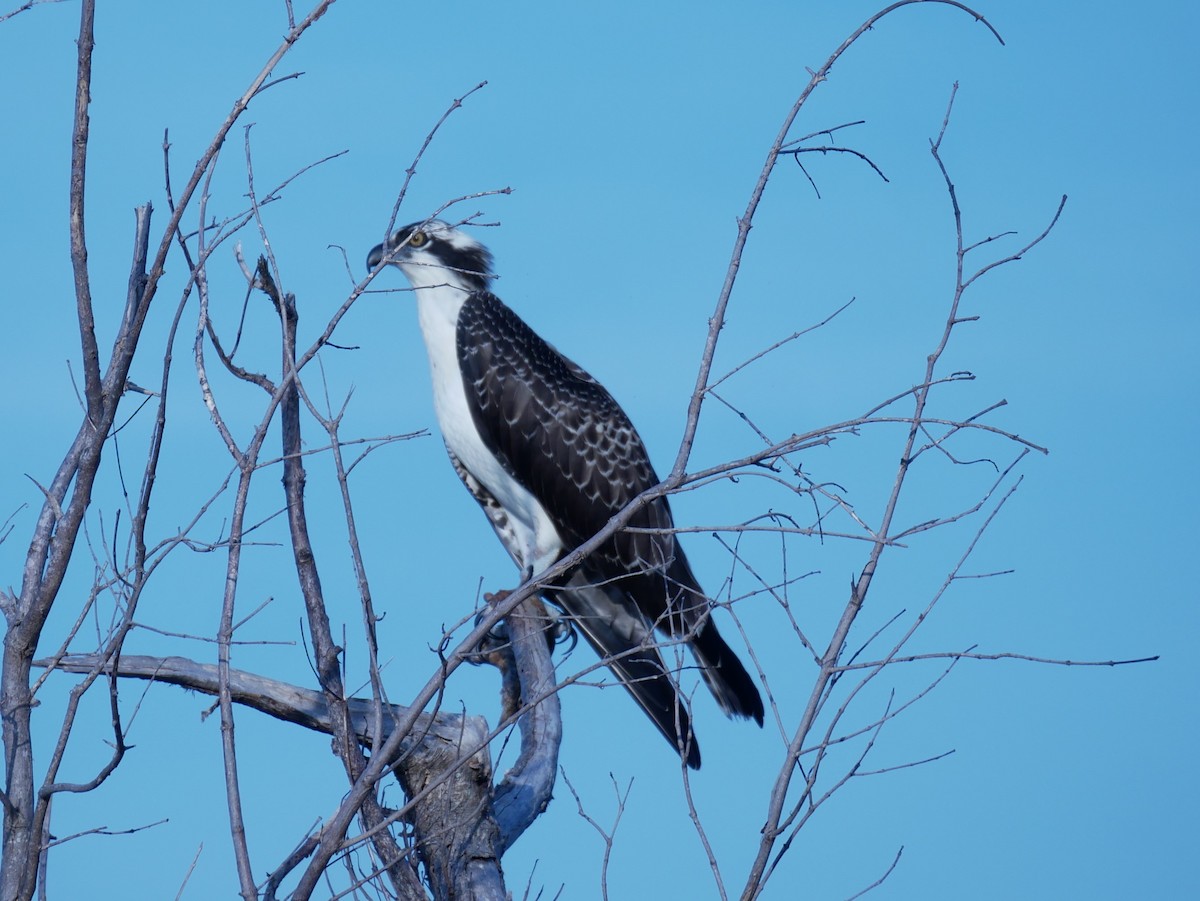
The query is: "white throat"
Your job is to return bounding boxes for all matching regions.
[403,259,474,386]
[412,281,470,439]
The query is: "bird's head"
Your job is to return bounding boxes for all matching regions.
[366,219,494,295]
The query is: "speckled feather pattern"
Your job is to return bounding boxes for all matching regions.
[456,292,682,597]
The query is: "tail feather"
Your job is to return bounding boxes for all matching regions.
[547,559,763,768]
[691,618,765,725]
[552,571,702,768]
[660,556,765,726]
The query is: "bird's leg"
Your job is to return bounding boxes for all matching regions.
[539,601,577,653]
[514,561,577,653]
[471,588,576,721]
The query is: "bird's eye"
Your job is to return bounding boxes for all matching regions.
[408,231,428,248]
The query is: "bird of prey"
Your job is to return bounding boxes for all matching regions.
[367,220,763,768]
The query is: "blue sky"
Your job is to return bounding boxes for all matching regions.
[1,1,1196,898]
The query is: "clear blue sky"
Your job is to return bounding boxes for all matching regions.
[1,1,1195,898]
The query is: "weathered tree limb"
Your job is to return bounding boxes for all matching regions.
[482,592,563,854]
[40,596,562,901]
[42,654,502,898]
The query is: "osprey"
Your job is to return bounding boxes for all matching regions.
[367,220,763,768]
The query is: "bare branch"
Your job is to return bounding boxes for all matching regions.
[42,818,167,850]
[0,0,64,23]
[833,650,1160,672]
[845,846,904,900]
[560,771,632,901]
[708,297,856,391]
[669,0,1002,486]
[40,654,481,750]
[68,0,100,413]
[383,81,490,243]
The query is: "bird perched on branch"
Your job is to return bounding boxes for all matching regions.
[367,220,763,768]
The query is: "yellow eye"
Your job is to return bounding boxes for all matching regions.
[408,230,428,248]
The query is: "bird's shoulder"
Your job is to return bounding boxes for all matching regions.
[455,291,661,522]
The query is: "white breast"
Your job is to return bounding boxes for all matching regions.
[414,288,565,575]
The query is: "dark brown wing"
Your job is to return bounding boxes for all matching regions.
[454,291,678,594]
